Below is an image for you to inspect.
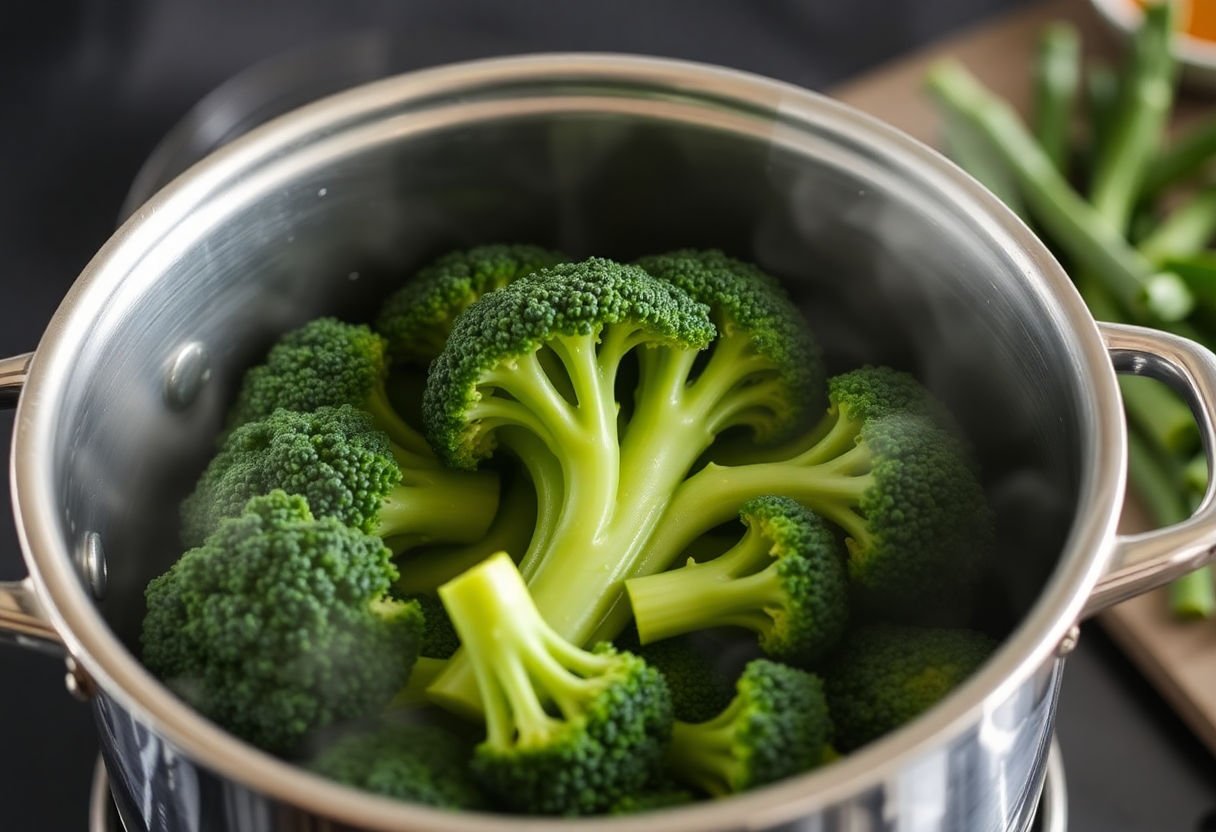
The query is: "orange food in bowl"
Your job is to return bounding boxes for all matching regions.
[1137,0,1216,41]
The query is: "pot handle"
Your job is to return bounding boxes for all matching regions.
[1083,323,1216,617]
[0,352,61,650]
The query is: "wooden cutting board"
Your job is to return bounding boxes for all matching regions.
[830,0,1216,755]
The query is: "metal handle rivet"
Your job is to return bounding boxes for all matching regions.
[165,342,210,410]
[75,532,107,601]
[64,656,95,702]
[1055,625,1080,657]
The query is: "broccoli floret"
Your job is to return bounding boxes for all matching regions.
[626,496,848,665]
[142,492,423,754]
[665,659,833,797]
[436,553,673,816]
[395,464,538,595]
[628,637,736,723]
[824,624,996,751]
[603,366,991,640]
[308,719,484,810]
[406,593,460,659]
[635,249,823,444]
[180,405,499,550]
[423,256,825,711]
[608,788,696,814]
[376,244,567,365]
[229,317,432,457]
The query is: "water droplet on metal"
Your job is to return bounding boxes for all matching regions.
[165,342,210,410]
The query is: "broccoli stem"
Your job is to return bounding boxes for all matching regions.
[366,385,437,460]
[1139,187,1216,265]
[591,460,869,645]
[437,552,557,741]
[395,471,538,595]
[433,326,793,713]
[926,59,1193,322]
[1033,23,1080,175]
[664,711,743,798]
[1142,116,1216,199]
[435,552,609,729]
[1089,2,1176,235]
[376,468,500,550]
[626,530,780,644]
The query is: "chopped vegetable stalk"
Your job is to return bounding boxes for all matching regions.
[1142,116,1216,198]
[1127,428,1215,619]
[1089,2,1177,234]
[1140,188,1216,265]
[926,60,1193,322]
[1033,23,1081,174]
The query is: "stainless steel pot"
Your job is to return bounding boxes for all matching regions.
[2,54,1215,832]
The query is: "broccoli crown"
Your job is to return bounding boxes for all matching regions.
[376,244,568,365]
[308,720,484,810]
[666,659,833,796]
[824,624,995,751]
[826,365,942,425]
[436,553,673,815]
[737,497,850,661]
[636,250,824,442]
[720,366,990,616]
[142,491,422,754]
[229,318,389,429]
[180,405,399,546]
[847,416,992,611]
[629,637,736,724]
[625,496,849,665]
[406,592,460,659]
[423,257,715,469]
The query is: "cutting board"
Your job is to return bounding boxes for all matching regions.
[831,0,1216,755]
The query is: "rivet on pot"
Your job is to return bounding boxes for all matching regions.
[75,532,108,601]
[64,655,96,702]
[1055,625,1081,657]
[164,342,211,410]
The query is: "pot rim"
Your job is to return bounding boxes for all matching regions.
[11,52,1124,831]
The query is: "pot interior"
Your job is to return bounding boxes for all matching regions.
[37,69,1089,791]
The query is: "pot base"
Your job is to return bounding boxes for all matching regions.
[88,742,1069,832]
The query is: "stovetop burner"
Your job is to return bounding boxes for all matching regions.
[88,740,1068,832]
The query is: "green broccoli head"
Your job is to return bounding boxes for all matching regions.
[635,365,992,632]
[180,405,399,545]
[308,719,484,810]
[376,244,568,365]
[435,553,673,816]
[143,492,423,754]
[626,496,849,665]
[666,659,833,796]
[405,592,460,659]
[229,317,431,455]
[181,404,501,552]
[799,369,991,613]
[636,249,824,443]
[824,624,996,751]
[423,256,715,470]
[846,416,991,612]
[627,636,736,724]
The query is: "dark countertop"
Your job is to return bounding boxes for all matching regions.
[3,2,1216,829]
